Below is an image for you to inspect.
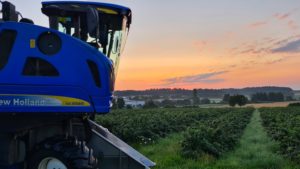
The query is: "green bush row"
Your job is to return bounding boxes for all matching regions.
[260,107,300,163]
[181,108,254,159]
[96,108,241,145]
[288,102,300,107]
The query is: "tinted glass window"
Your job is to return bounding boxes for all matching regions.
[23,57,59,76]
[87,60,101,87]
[0,30,17,70]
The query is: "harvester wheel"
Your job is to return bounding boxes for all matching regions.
[28,137,98,169]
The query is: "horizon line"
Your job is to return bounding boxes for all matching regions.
[116,86,300,91]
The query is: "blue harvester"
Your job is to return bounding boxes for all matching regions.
[0,1,155,169]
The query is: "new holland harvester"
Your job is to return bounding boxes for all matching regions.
[0,1,155,169]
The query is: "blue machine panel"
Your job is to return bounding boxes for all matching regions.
[0,22,113,114]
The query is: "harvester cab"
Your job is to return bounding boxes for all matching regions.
[0,1,155,169]
[42,1,131,74]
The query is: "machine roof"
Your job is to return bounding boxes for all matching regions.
[42,1,131,20]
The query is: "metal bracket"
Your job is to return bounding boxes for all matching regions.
[87,119,156,169]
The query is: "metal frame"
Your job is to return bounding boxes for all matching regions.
[88,119,156,169]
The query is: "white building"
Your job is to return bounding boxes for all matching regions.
[124,97,145,108]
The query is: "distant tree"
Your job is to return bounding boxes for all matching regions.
[201,98,211,104]
[229,95,247,107]
[288,102,300,107]
[132,96,141,100]
[275,93,284,101]
[223,94,230,103]
[160,99,175,107]
[143,100,158,109]
[176,99,191,106]
[192,89,200,105]
[126,105,133,109]
[236,95,248,106]
[117,97,125,109]
[164,105,176,108]
[286,96,295,101]
[268,92,284,102]
[252,93,267,102]
[251,92,284,102]
[229,96,237,107]
[112,98,118,109]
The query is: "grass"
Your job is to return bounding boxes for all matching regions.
[137,133,214,169]
[246,101,300,108]
[137,110,300,169]
[214,110,298,169]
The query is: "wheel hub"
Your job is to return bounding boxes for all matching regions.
[38,157,67,169]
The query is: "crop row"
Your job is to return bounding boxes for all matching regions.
[260,107,300,163]
[181,108,254,158]
[96,108,246,144]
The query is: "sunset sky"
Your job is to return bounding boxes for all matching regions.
[8,0,300,90]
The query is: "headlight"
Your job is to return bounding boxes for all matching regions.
[37,31,62,56]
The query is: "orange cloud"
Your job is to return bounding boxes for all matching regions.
[273,8,299,21]
[193,40,208,52]
[272,9,299,31]
[161,71,228,86]
[247,9,299,31]
[287,20,299,30]
[273,13,291,20]
[248,21,268,28]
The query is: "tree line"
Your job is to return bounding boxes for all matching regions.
[113,91,292,109]
[251,92,284,102]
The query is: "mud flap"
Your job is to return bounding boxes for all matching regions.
[87,119,156,169]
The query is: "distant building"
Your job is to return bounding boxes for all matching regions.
[124,97,145,108]
[205,98,222,104]
[295,91,300,100]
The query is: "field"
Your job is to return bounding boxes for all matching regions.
[96,107,300,169]
[247,101,300,108]
[260,107,300,163]
[197,101,299,109]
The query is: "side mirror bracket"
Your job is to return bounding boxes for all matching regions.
[86,7,99,38]
[1,1,19,22]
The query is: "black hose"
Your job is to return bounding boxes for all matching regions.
[17,12,23,19]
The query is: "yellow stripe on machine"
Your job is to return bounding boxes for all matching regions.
[97,8,118,15]
[30,39,36,48]
[0,94,91,107]
[48,96,91,106]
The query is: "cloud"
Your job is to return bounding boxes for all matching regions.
[263,37,277,44]
[229,64,237,68]
[272,39,300,53]
[273,13,291,21]
[288,20,299,30]
[273,8,299,21]
[273,9,299,31]
[248,9,299,31]
[231,35,300,56]
[193,40,207,52]
[237,45,270,55]
[266,58,286,64]
[162,71,228,85]
[248,21,268,28]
